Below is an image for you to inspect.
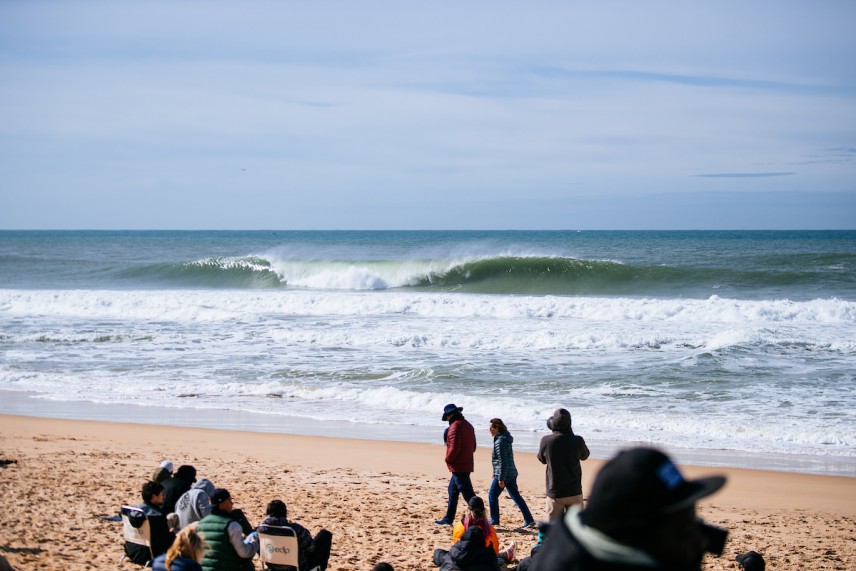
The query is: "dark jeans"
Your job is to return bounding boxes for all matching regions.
[306,529,333,571]
[443,472,475,523]
[488,475,534,525]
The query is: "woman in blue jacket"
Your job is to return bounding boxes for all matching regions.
[152,525,206,571]
[487,418,535,529]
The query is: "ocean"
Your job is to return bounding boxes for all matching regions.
[1,230,854,476]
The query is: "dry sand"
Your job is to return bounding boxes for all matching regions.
[0,414,853,570]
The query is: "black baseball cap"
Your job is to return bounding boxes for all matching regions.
[210,488,232,505]
[583,447,726,530]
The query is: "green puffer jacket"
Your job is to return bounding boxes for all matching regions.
[198,512,253,571]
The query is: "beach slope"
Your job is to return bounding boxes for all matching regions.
[0,415,853,570]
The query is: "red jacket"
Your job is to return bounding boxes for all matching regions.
[445,416,477,472]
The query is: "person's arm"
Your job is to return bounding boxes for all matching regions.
[497,439,511,482]
[444,423,459,465]
[149,515,176,557]
[577,436,590,461]
[537,437,547,465]
[227,521,257,559]
[294,524,315,554]
[196,493,212,519]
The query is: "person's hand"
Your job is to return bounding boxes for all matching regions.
[498,480,505,489]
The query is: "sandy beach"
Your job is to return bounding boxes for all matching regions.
[1,414,854,570]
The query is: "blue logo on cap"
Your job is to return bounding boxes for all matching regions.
[657,461,684,490]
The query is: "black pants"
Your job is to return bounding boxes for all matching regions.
[306,529,333,570]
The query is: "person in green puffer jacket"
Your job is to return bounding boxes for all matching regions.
[197,489,257,571]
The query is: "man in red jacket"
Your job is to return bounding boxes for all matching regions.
[435,403,478,526]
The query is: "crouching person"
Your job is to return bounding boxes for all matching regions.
[197,489,257,571]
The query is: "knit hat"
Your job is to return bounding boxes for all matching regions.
[175,465,197,483]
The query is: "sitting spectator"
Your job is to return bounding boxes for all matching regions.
[451,496,516,566]
[198,489,257,571]
[163,465,197,515]
[175,478,216,530]
[153,460,174,484]
[514,523,547,571]
[736,551,766,571]
[433,526,499,571]
[152,524,206,571]
[529,447,727,571]
[257,498,333,571]
[125,481,176,566]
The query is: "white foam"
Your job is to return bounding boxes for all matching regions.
[2,288,855,463]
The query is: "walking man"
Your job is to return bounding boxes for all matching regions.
[537,408,590,520]
[435,403,477,526]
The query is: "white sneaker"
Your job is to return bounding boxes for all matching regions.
[499,540,516,562]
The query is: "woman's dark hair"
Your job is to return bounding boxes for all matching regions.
[266,499,287,518]
[489,418,508,433]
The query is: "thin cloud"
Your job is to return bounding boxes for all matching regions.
[693,172,796,178]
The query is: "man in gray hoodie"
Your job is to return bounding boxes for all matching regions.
[174,477,216,530]
[537,408,590,521]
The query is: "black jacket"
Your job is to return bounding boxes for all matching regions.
[125,502,176,566]
[439,527,499,571]
[530,516,666,571]
[162,476,193,515]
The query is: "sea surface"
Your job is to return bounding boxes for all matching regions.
[1,230,854,476]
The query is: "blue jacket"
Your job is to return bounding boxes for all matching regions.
[152,554,203,571]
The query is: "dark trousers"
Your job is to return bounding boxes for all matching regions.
[488,475,534,525]
[306,529,333,570]
[443,471,475,522]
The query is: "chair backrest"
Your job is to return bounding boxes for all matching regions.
[121,505,153,557]
[258,524,299,570]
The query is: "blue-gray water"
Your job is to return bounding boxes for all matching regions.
[1,230,854,475]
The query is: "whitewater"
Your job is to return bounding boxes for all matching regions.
[1,230,854,475]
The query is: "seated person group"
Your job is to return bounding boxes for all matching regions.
[124,460,332,571]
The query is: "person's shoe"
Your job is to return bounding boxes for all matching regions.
[434,519,452,526]
[490,519,499,526]
[516,520,537,530]
[499,540,516,562]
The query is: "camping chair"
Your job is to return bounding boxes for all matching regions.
[118,505,153,567]
[257,524,301,571]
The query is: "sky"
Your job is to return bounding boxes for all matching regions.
[1,1,855,230]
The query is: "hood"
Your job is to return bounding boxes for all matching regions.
[547,408,572,432]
